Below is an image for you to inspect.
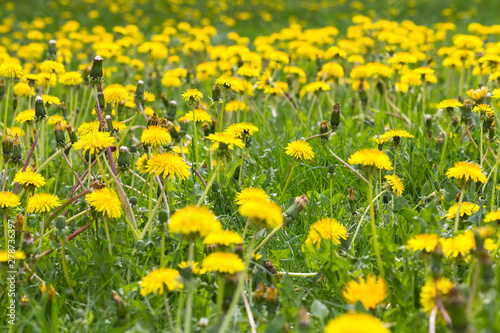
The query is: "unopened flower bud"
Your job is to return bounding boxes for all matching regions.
[66,124,78,144]
[55,216,67,230]
[283,195,308,225]
[48,40,57,58]
[129,196,138,206]
[212,84,221,101]
[98,119,108,132]
[167,100,177,121]
[202,122,210,137]
[54,121,66,146]
[15,214,24,233]
[105,115,114,133]
[35,96,46,120]
[135,80,145,110]
[461,99,472,123]
[147,113,159,127]
[265,285,278,303]
[117,146,130,169]
[159,209,168,224]
[179,119,188,137]
[330,103,341,128]
[253,282,265,302]
[161,93,169,108]
[2,135,14,160]
[89,55,104,84]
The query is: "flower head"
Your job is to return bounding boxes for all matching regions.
[135,154,149,173]
[0,63,23,78]
[204,230,243,247]
[182,89,203,103]
[225,122,259,139]
[86,188,122,219]
[139,268,183,296]
[343,275,387,309]
[169,206,221,238]
[440,232,475,258]
[215,75,241,90]
[202,252,245,275]
[420,278,454,314]
[104,84,128,104]
[324,313,389,333]
[208,132,245,151]
[445,201,480,220]
[484,210,500,223]
[437,99,462,109]
[73,131,116,154]
[59,71,83,86]
[235,187,269,205]
[239,199,283,229]
[0,191,21,209]
[446,161,486,185]
[467,86,488,102]
[15,109,36,124]
[27,193,60,213]
[146,152,190,180]
[0,250,26,262]
[178,261,205,275]
[141,126,171,147]
[384,174,404,197]
[406,234,440,253]
[14,170,46,189]
[349,148,393,171]
[305,218,348,248]
[285,140,314,160]
[178,109,213,123]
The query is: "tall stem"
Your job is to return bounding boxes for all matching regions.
[368,173,385,278]
[184,240,195,333]
[454,183,467,233]
[196,163,221,207]
[281,160,297,196]
[479,121,484,168]
[61,239,76,299]
[219,91,227,131]
[2,78,10,136]
[489,143,500,211]
[139,182,167,239]
[438,119,452,176]
[102,217,113,255]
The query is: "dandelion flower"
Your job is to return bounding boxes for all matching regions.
[86,188,122,219]
[13,82,34,97]
[420,278,454,314]
[239,199,283,229]
[215,75,240,90]
[178,109,213,123]
[141,126,171,147]
[324,313,389,333]
[40,95,61,105]
[208,132,245,150]
[146,152,191,180]
[0,191,21,209]
[446,161,486,184]
[440,232,475,258]
[104,84,128,104]
[202,252,245,274]
[135,154,149,173]
[305,218,348,248]
[39,60,65,74]
[0,250,26,262]
[235,187,269,205]
[27,193,60,213]
[349,148,393,171]
[139,268,183,296]
[484,210,500,223]
[204,230,243,246]
[178,261,205,274]
[169,206,221,238]
[384,174,404,197]
[467,86,488,102]
[303,81,330,94]
[73,131,116,154]
[0,63,23,78]
[14,170,46,189]
[343,275,387,309]
[59,71,83,86]
[285,140,314,160]
[406,234,440,253]
[182,89,203,102]
[15,109,36,124]
[437,99,462,109]
[225,122,259,138]
[445,201,480,220]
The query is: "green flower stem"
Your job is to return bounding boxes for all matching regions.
[368,173,385,278]
[3,217,8,250]
[2,78,10,136]
[96,153,108,185]
[489,143,500,211]
[175,290,185,333]
[350,189,388,253]
[184,240,195,333]
[61,238,77,299]
[196,162,221,207]
[252,223,281,254]
[139,183,167,240]
[219,227,257,333]
[219,91,227,131]
[281,160,297,197]
[479,121,483,167]
[216,276,225,316]
[160,223,166,268]
[454,183,467,233]
[438,119,452,176]
[193,118,199,168]
[163,293,175,333]
[102,217,113,255]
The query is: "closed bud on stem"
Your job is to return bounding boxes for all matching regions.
[113,292,128,326]
[11,136,21,164]
[35,96,46,120]
[319,121,329,143]
[98,119,108,132]
[179,119,189,137]
[212,84,221,101]
[161,93,169,108]
[253,282,265,302]
[66,124,78,144]
[60,102,68,119]
[166,100,177,121]
[105,115,114,133]
[265,285,278,303]
[202,122,210,137]
[54,121,66,146]
[129,196,138,206]
[89,55,104,84]
[147,112,159,127]
[167,121,179,140]
[48,40,57,58]
[460,99,472,123]
[15,214,24,233]
[158,209,169,224]
[283,194,308,225]
[135,80,145,110]
[55,216,67,230]
[117,146,130,169]
[330,103,341,128]
[2,135,14,161]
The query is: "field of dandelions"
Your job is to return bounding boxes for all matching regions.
[2,0,500,332]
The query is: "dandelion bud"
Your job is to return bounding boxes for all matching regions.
[158,209,169,224]
[202,122,210,137]
[212,84,221,101]
[425,114,432,129]
[443,287,469,332]
[253,282,265,302]
[161,93,169,108]
[135,80,145,109]
[460,99,472,123]
[89,55,104,84]
[113,292,128,326]
[83,65,91,84]
[15,214,24,233]
[54,121,66,146]
[264,260,279,279]
[35,96,46,120]
[147,112,159,127]
[298,307,310,330]
[430,243,443,279]
[98,119,108,132]
[41,283,56,302]
[488,122,495,141]
[320,120,329,137]
[265,285,278,303]
[55,216,67,230]
[2,135,14,160]
[129,196,138,206]
[105,115,114,133]
[210,120,216,134]
[328,164,335,176]
[60,101,68,119]
[330,103,341,128]
[117,146,130,169]
[48,40,57,58]
[179,119,189,137]
[66,124,78,144]
[167,100,177,121]
[283,194,308,225]
[168,121,180,140]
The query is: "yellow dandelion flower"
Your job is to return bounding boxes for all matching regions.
[77,122,99,135]
[420,278,454,314]
[39,60,65,74]
[146,152,191,180]
[235,187,269,205]
[139,268,183,296]
[15,109,36,124]
[0,191,21,209]
[14,170,46,189]
[445,202,480,220]
[385,174,404,197]
[225,101,248,112]
[178,109,213,123]
[182,89,203,102]
[141,126,171,147]
[437,99,462,109]
[27,193,60,213]
[59,71,83,86]
[225,122,258,139]
[324,313,389,333]
[303,81,330,94]
[13,82,34,97]
[446,161,486,184]
[40,95,60,105]
[406,234,440,253]
[215,75,240,90]
[0,250,26,262]
[86,188,122,219]
[440,232,476,258]
[467,86,488,102]
[472,104,493,115]
[169,206,221,238]
[285,140,314,160]
[239,199,283,229]
[202,252,245,274]
[178,261,205,275]
[208,132,245,151]
[0,63,23,78]
[382,129,414,143]
[484,210,500,223]
[203,230,243,246]
[343,275,387,309]
[144,92,155,102]
[305,218,348,248]
[348,148,393,171]
[104,84,128,104]
[73,131,116,154]
[135,154,149,173]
